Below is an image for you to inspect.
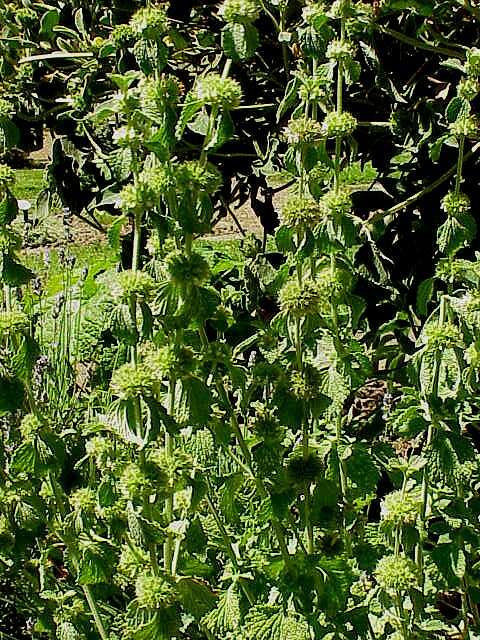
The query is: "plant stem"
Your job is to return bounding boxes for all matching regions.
[375,25,465,60]
[334,17,345,192]
[368,141,480,225]
[132,209,142,273]
[197,325,291,562]
[455,135,465,196]
[82,586,109,640]
[416,296,447,583]
[205,489,255,605]
[48,473,109,640]
[164,377,175,575]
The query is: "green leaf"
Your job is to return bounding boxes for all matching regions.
[209,110,235,150]
[107,215,127,252]
[202,586,241,635]
[176,376,213,425]
[428,428,475,483]
[416,277,435,317]
[446,96,470,123]
[133,39,168,75]
[344,443,380,499]
[0,119,20,150]
[430,544,465,587]
[2,254,34,286]
[40,9,60,37]
[177,577,217,619]
[78,549,109,585]
[132,611,180,640]
[11,442,38,474]
[437,213,477,257]
[222,23,259,61]
[241,606,310,640]
[176,94,203,140]
[277,78,299,122]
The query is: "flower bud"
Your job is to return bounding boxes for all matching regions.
[194,74,242,109]
[219,0,260,23]
[375,554,418,594]
[322,111,357,138]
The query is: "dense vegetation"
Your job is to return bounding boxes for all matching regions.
[1,1,480,639]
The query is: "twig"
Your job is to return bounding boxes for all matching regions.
[367,141,480,225]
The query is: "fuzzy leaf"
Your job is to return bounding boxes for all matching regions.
[222,23,259,61]
[176,94,203,140]
[177,577,217,619]
[202,586,241,635]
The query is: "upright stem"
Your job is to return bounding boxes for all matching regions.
[132,209,142,273]
[334,17,345,192]
[48,473,109,640]
[164,377,175,575]
[455,134,465,196]
[205,489,255,605]
[82,586,109,640]
[198,325,290,562]
[416,296,447,581]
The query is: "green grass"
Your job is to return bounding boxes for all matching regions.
[24,242,118,298]
[12,168,46,203]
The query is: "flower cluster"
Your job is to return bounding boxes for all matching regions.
[135,574,176,610]
[449,114,479,139]
[465,47,480,78]
[279,278,325,318]
[19,414,43,440]
[110,362,156,400]
[175,161,222,194]
[302,3,327,28]
[110,24,135,47]
[129,6,169,41]
[85,436,113,468]
[424,322,462,351]
[218,0,260,23]
[0,97,13,119]
[112,270,156,302]
[290,364,323,401]
[322,111,357,138]
[457,77,479,101]
[297,74,328,104]
[326,39,356,62]
[116,544,149,588]
[140,75,182,113]
[194,74,242,109]
[249,404,284,441]
[466,342,480,368]
[166,250,210,287]
[283,117,324,146]
[286,448,323,486]
[441,191,471,218]
[142,343,195,378]
[119,463,150,499]
[375,554,418,594]
[112,126,142,149]
[319,188,352,218]
[280,195,324,229]
[118,165,174,212]
[70,488,97,513]
[380,489,421,527]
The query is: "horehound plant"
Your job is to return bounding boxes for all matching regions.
[2,1,480,640]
